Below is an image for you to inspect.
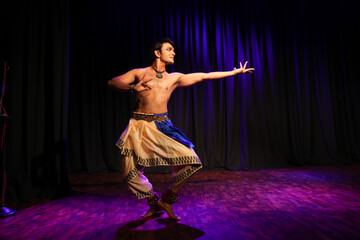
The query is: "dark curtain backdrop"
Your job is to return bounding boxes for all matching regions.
[1,1,71,201]
[68,0,359,173]
[1,0,359,201]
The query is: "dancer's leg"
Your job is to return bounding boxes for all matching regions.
[171,165,189,193]
[121,156,161,217]
[158,165,195,221]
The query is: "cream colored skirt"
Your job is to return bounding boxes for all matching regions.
[116,118,202,199]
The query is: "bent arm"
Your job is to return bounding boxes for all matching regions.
[108,69,138,92]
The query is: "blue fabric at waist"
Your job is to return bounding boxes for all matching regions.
[154,116,195,149]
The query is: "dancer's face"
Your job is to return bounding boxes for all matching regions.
[156,42,175,65]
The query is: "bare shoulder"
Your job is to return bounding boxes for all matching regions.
[128,67,151,81]
[111,67,150,85]
[132,67,148,76]
[169,72,184,81]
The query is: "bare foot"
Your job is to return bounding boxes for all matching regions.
[157,200,181,221]
[141,208,157,218]
[141,206,164,218]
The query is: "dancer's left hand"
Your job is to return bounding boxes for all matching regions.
[235,61,254,74]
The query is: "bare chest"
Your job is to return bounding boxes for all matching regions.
[147,78,172,92]
[139,71,176,92]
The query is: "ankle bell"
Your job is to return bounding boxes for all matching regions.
[161,189,179,204]
[147,192,160,209]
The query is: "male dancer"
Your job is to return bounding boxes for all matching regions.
[108,38,254,220]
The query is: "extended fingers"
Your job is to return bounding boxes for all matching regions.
[245,68,255,73]
[138,78,153,89]
[239,61,248,69]
[140,77,153,84]
[142,82,152,90]
[134,81,151,91]
[239,61,254,73]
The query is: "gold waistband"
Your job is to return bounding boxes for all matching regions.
[132,112,168,122]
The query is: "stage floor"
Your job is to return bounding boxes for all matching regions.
[1,164,360,239]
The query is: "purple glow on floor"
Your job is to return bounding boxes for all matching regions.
[1,165,359,239]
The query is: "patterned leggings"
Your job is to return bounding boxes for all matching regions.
[121,155,201,199]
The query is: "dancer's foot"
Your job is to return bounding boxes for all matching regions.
[157,200,181,221]
[141,208,160,218]
[142,192,162,218]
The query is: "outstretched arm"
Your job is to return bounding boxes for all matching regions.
[176,61,254,87]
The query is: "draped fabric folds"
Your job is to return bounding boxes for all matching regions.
[1,1,71,200]
[68,0,360,172]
